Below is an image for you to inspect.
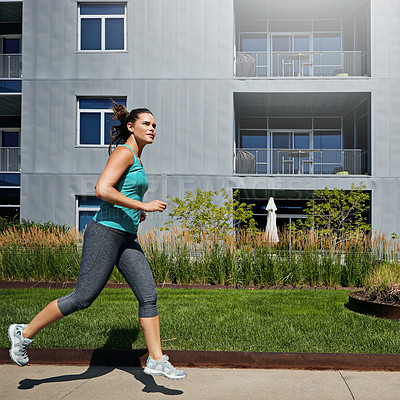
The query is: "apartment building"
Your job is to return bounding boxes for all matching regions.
[1,0,399,235]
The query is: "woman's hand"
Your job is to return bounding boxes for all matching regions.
[142,200,167,212]
[139,210,148,223]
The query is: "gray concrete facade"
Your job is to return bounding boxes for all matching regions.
[19,0,400,235]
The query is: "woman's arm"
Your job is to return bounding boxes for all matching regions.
[95,146,166,213]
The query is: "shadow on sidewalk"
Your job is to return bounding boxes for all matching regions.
[17,327,183,396]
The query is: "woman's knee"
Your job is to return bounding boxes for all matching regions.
[57,292,94,316]
[138,289,158,318]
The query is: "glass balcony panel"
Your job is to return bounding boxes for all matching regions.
[0,148,21,172]
[0,54,22,79]
[236,51,364,77]
[235,148,367,175]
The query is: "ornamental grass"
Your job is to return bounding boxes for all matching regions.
[1,224,399,287]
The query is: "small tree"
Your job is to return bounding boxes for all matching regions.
[292,183,371,238]
[164,188,256,235]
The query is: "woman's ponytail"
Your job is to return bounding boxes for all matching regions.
[108,100,131,154]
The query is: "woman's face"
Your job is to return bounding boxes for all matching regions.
[127,113,156,145]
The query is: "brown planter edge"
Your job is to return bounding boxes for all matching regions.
[0,281,359,291]
[1,348,400,371]
[348,291,400,320]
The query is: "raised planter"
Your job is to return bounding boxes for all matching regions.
[348,291,400,320]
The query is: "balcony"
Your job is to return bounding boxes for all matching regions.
[236,51,366,78]
[234,0,370,79]
[235,148,368,175]
[0,147,21,172]
[0,54,22,79]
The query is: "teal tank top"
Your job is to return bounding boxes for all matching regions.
[93,144,149,234]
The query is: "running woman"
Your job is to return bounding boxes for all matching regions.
[8,102,186,380]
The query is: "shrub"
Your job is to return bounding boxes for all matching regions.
[164,188,256,237]
[291,183,371,239]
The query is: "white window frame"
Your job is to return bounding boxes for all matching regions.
[77,3,127,52]
[76,97,126,147]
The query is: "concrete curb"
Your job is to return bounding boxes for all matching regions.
[1,347,400,371]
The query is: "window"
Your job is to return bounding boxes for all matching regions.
[76,196,102,231]
[78,3,126,51]
[0,173,20,186]
[0,174,20,220]
[0,80,21,93]
[2,38,21,54]
[1,130,20,147]
[241,132,268,149]
[77,97,126,146]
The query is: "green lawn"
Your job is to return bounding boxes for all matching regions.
[1,288,400,354]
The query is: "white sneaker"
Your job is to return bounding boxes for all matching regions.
[143,355,186,380]
[8,324,33,366]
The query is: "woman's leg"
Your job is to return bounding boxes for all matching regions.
[117,237,162,358]
[139,315,163,360]
[24,221,121,336]
[22,300,64,339]
[117,237,186,379]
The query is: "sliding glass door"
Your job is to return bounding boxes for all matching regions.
[271,34,311,76]
[271,131,311,173]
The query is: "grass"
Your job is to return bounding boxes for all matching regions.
[1,288,400,354]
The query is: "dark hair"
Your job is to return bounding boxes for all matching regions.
[108,99,154,154]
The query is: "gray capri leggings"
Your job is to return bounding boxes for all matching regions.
[57,220,158,318]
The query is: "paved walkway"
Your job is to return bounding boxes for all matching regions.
[2,364,400,400]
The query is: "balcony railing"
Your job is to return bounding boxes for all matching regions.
[0,147,21,172]
[235,148,368,175]
[235,51,366,77]
[0,54,22,78]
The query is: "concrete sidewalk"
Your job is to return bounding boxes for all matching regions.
[2,364,400,400]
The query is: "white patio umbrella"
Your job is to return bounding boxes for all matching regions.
[265,197,279,243]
